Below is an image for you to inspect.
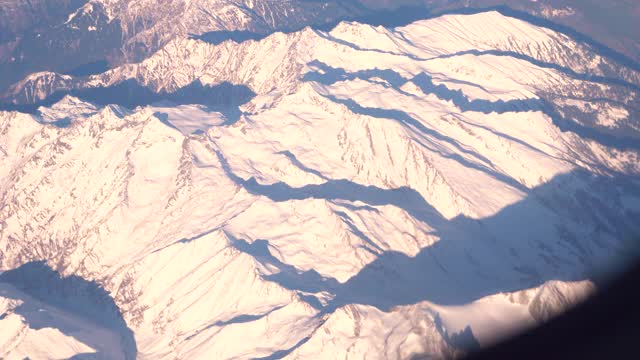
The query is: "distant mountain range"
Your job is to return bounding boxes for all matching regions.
[0,0,638,95]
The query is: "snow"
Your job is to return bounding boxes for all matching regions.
[146,103,227,134]
[432,297,535,347]
[37,95,99,124]
[0,9,639,360]
[596,104,629,128]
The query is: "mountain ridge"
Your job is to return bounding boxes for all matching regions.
[2,1,639,94]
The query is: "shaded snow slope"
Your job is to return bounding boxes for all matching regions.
[0,282,129,360]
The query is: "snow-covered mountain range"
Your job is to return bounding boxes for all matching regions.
[2,0,639,95]
[1,6,639,360]
[0,0,393,93]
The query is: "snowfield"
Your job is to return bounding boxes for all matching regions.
[0,9,639,360]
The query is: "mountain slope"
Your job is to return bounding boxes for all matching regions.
[0,10,639,360]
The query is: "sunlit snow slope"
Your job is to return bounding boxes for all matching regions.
[1,10,640,360]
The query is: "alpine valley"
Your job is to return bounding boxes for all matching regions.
[0,2,639,359]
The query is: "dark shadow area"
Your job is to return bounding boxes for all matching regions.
[0,80,256,123]
[153,112,179,131]
[434,313,482,353]
[0,261,137,360]
[276,150,329,180]
[303,60,407,87]
[50,117,74,128]
[415,73,543,113]
[213,305,287,327]
[62,60,111,77]
[67,80,254,110]
[0,0,89,45]
[152,227,222,254]
[253,333,315,360]
[184,304,288,342]
[338,5,431,29]
[190,30,268,45]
